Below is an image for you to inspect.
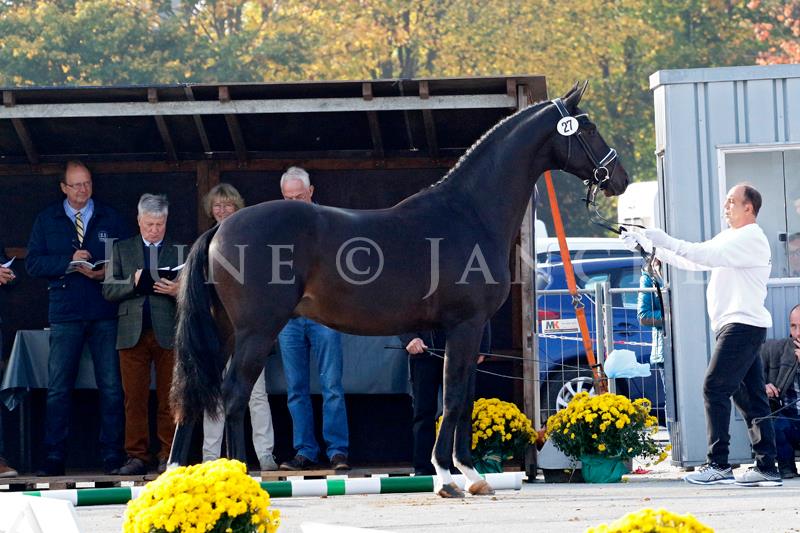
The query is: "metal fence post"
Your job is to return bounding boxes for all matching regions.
[601,281,616,394]
[593,281,606,395]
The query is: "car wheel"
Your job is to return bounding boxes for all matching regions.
[556,375,596,410]
[541,369,596,424]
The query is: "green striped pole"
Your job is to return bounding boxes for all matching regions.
[22,486,145,506]
[22,472,524,506]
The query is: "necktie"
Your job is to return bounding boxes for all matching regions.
[75,211,84,246]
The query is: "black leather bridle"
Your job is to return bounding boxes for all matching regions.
[551,97,618,194]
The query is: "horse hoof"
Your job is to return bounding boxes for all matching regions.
[467,479,495,496]
[437,482,465,498]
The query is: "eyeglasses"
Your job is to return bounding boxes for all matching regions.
[789,249,800,258]
[63,181,92,190]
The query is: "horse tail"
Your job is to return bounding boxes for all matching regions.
[170,224,223,424]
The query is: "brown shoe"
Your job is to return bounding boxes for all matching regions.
[0,458,18,478]
[330,454,350,471]
[118,457,147,475]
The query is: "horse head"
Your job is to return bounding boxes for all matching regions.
[551,81,629,197]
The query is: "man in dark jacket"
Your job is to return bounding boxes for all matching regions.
[400,323,491,476]
[0,241,19,477]
[761,304,800,479]
[26,161,128,476]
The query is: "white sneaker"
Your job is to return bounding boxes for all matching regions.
[683,463,735,485]
[259,455,279,471]
[734,466,783,487]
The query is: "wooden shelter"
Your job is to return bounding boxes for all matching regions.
[0,76,547,468]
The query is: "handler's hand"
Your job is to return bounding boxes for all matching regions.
[405,337,427,355]
[765,383,780,398]
[619,231,652,254]
[794,337,800,363]
[0,266,14,285]
[643,228,677,251]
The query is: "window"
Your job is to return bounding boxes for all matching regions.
[582,274,609,292]
[721,145,800,278]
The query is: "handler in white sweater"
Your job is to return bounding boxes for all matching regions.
[623,183,781,487]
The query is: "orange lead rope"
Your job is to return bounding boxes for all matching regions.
[542,170,608,394]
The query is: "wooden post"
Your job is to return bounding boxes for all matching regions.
[517,83,540,481]
[196,161,219,234]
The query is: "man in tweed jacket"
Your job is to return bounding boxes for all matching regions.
[103,194,184,475]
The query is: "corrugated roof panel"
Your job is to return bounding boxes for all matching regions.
[25,116,163,156]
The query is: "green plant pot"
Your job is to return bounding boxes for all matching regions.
[579,454,629,483]
[474,450,504,473]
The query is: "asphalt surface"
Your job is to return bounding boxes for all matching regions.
[73,466,800,533]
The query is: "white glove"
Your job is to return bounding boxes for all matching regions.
[643,228,678,251]
[619,231,652,254]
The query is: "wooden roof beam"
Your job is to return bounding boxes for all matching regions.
[147,89,177,161]
[419,81,439,158]
[0,94,516,119]
[219,87,248,162]
[362,83,384,158]
[3,91,40,166]
[184,87,212,156]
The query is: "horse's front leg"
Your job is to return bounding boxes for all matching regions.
[432,322,485,498]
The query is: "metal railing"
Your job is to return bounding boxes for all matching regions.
[534,282,671,431]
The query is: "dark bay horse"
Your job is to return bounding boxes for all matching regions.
[169,82,629,497]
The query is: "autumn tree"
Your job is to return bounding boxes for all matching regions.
[746,0,800,64]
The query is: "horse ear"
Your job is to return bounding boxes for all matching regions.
[563,80,589,112]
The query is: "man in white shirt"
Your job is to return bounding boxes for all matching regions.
[624,183,781,487]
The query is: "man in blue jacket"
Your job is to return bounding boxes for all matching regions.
[26,161,128,476]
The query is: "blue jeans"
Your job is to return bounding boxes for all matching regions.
[774,415,800,467]
[278,318,348,461]
[44,319,124,464]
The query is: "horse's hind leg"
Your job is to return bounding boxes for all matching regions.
[433,321,485,498]
[223,328,278,464]
[168,420,195,467]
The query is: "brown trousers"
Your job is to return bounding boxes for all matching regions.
[119,329,175,461]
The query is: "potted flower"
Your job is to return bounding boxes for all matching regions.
[123,459,280,533]
[545,392,667,483]
[470,397,537,473]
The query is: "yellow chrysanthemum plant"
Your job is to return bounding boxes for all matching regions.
[586,508,714,533]
[470,398,537,473]
[545,392,669,481]
[123,458,280,533]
